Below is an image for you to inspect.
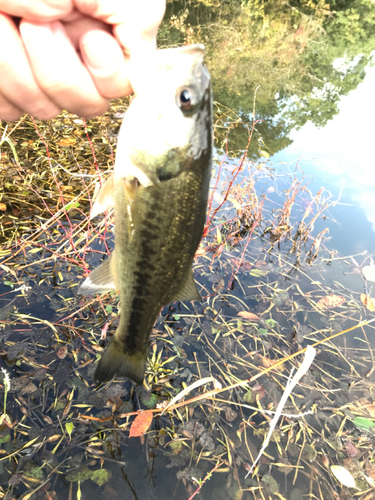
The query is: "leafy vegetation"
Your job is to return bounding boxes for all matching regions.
[161,0,375,157]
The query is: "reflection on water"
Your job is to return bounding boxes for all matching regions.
[162,0,375,243]
[162,0,375,162]
[1,2,375,500]
[278,63,375,234]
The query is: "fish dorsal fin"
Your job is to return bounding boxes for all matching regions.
[78,253,117,295]
[173,269,202,302]
[90,174,115,219]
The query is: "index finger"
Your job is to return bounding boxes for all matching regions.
[75,0,166,54]
[0,0,73,21]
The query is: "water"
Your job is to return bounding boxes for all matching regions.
[275,62,375,253]
[1,2,375,499]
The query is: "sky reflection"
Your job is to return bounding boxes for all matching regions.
[274,61,375,232]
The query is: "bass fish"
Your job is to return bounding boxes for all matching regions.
[78,44,212,385]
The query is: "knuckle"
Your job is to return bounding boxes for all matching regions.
[81,100,110,118]
[0,109,22,122]
[32,108,59,120]
[0,97,22,122]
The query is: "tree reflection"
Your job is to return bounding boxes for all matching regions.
[160,0,375,158]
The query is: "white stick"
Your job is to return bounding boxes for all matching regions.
[245,345,316,478]
[160,376,222,415]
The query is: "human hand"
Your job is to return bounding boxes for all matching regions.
[0,0,166,121]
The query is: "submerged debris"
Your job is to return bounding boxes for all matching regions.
[0,88,374,500]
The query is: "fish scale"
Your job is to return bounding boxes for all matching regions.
[78,44,212,385]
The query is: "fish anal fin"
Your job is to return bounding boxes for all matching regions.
[90,174,115,219]
[78,253,117,295]
[95,337,146,386]
[173,269,202,302]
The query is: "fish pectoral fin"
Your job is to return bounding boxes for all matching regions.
[78,254,117,295]
[90,173,115,219]
[173,269,202,302]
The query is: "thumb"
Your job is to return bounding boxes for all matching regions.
[114,0,166,55]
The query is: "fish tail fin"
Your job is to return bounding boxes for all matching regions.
[94,337,146,386]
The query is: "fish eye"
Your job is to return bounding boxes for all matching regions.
[176,86,197,112]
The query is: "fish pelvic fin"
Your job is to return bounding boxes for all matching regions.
[90,173,115,219]
[78,254,117,295]
[173,269,202,302]
[95,337,147,386]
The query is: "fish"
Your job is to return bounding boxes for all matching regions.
[78,44,212,385]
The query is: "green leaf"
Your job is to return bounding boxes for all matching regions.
[261,474,279,494]
[249,269,269,277]
[2,136,19,163]
[3,281,13,288]
[258,328,268,335]
[105,305,113,313]
[64,201,80,211]
[216,226,222,245]
[173,314,180,321]
[140,392,159,409]
[169,440,183,453]
[90,469,112,486]
[244,389,254,403]
[264,318,278,328]
[0,434,10,444]
[66,467,93,482]
[65,421,74,439]
[25,466,44,480]
[352,417,375,430]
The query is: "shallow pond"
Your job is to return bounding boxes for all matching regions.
[0,2,375,500]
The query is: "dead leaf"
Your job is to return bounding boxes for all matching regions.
[62,400,72,419]
[345,439,357,458]
[0,203,6,211]
[57,137,76,147]
[20,382,38,395]
[365,463,375,481]
[316,294,345,310]
[9,473,23,486]
[254,354,285,372]
[181,421,204,439]
[223,406,238,422]
[361,294,375,312]
[237,311,261,322]
[343,457,362,473]
[45,434,62,443]
[363,266,375,283]
[56,346,68,359]
[330,465,357,489]
[129,412,153,438]
[255,260,267,268]
[252,383,266,401]
[231,258,252,271]
[364,403,375,418]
